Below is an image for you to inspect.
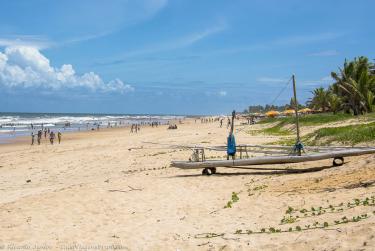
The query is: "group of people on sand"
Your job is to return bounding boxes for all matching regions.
[31,128,61,145]
[130,124,140,133]
[200,117,218,123]
[150,121,160,127]
[168,124,178,129]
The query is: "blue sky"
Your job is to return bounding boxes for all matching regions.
[0,0,374,115]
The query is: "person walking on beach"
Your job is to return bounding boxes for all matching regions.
[37,130,42,145]
[31,132,35,145]
[44,128,47,138]
[49,131,55,145]
[57,132,62,144]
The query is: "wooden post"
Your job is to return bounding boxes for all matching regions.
[292,74,301,156]
[230,110,235,134]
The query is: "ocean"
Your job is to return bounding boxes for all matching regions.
[0,112,185,144]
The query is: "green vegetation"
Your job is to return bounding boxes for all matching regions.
[304,122,375,145]
[247,184,268,196]
[275,122,375,146]
[282,196,375,223]
[224,192,240,208]
[305,57,375,115]
[253,113,354,137]
[329,57,375,115]
[197,213,370,237]
[195,195,375,239]
[258,113,353,126]
[260,122,292,135]
[255,112,375,145]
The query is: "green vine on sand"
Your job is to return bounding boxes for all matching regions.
[195,213,373,239]
[281,196,375,224]
[224,192,240,208]
[235,213,370,235]
[195,195,375,239]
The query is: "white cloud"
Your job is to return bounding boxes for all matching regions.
[301,76,333,86]
[257,77,289,83]
[219,90,227,96]
[0,35,52,50]
[175,23,227,48]
[0,1,169,50]
[308,50,339,57]
[106,79,135,93]
[273,33,341,46]
[99,22,227,64]
[0,46,133,93]
[205,32,343,56]
[256,76,333,88]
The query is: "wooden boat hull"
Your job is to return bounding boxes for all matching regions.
[171,148,375,169]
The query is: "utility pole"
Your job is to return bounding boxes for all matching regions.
[292,74,301,156]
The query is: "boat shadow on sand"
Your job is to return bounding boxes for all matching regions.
[171,162,349,177]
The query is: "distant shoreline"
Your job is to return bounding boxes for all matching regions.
[0,112,191,144]
[0,111,207,118]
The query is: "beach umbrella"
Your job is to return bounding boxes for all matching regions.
[265,110,280,118]
[298,108,312,114]
[283,109,295,116]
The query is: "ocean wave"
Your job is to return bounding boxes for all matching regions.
[0,114,184,125]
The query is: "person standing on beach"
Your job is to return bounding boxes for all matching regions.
[57,132,62,144]
[44,128,47,138]
[37,130,42,145]
[31,132,35,145]
[49,131,55,144]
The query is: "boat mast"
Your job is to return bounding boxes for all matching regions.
[292,74,302,156]
[230,110,235,134]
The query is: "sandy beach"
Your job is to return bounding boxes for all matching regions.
[0,118,375,250]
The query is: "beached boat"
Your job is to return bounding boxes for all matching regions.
[170,75,375,175]
[171,147,375,169]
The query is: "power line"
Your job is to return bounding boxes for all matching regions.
[269,76,293,106]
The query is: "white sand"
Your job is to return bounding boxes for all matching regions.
[0,119,374,250]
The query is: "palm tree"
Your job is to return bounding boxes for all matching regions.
[365,92,375,113]
[331,56,375,115]
[308,87,330,112]
[328,93,342,114]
